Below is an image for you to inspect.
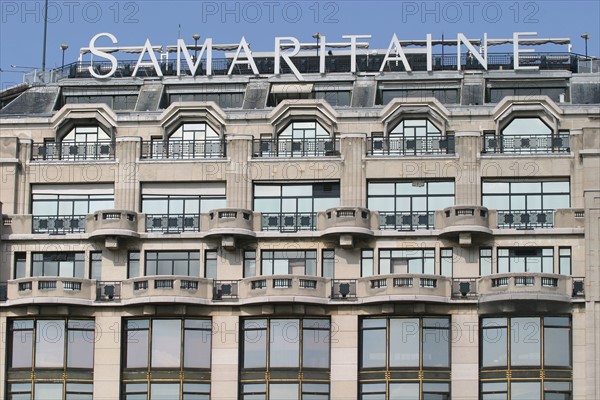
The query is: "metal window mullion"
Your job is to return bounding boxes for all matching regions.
[180,320,185,400]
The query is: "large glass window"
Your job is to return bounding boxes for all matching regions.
[257,121,337,158]
[480,316,572,399]
[165,123,222,159]
[7,319,95,400]
[31,184,114,234]
[368,180,454,230]
[369,118,454,156]
[31,252,85,278]
[497,248,554,273]
[123,318,212,400]
[254,182,340,232]
[145,251,200,277]
[378,249,435,275]
[360,317,451,400]
[261,250,317,276]
[482,179,570,229]
[484,117,570,154]
[240,318,330,400]
[142,183,226,233]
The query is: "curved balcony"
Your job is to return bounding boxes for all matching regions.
[356,274,452,302]
[87,210,140,249]
[319,207,374,248]
[437,206,492,246]
[7,277,95,304]
[121,276,213,303]
[203,209,256,249]
[478,273,573,303]
[239,275,328,302]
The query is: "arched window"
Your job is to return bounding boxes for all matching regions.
[41,126,113,160]
[163,122,223,159]
[271,121,337,157]
[370,118,453,156]
[484,117,570,154]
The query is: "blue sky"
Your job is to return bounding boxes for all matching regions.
[1,0,599,87]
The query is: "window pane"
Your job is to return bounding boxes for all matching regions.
[150,384,180,400]
[243,326,266,368]
[35,320,65,367]
[11,328,33,368]
[389,383,420,400]
[423,327,449,367]
[302,326,329,368]
[152,320,181,368]
[511,382,540,400]
[269,384,298,400]
[544,327,570,367]
[511,317,540,367]
[34,383,63,400]
[126,329,148,368]
[270,319,300,368]
[482,326,507,367]
[184,328,211,368]
[67,328,94,368]
[389,319,420,367]
[361,328,386,368]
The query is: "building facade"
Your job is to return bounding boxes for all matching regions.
[0,47,599,400]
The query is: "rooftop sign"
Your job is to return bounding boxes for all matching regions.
[83,32,570,80]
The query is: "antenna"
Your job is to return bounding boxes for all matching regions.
[178,24,181,39]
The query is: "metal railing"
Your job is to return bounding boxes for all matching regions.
[145,214,200,233]
[33,215,87,234]
[141,139,225,159]
[483,133,570,154]
[31,141,114,161]
[261,212,316,232]
[55,52,582,81]
[572,278,585,297]
[451,278,478,298]
[273,278,293,288]
[496,209,554,229]
[378,211,435,230]
[367,136,454,156]
[331,279,357,299]
[252,138,340,158]
[155,279,174,289]
[96,281,121,301]
[0,283,7,301]
[393,277,413,287]
[213,280,239,300]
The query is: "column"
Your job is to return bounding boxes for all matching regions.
[330,313,358,400]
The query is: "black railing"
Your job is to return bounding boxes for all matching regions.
[63,281,82,291]
[496,209,554,229]
[261,212,316,232]
[572,278,585,297]
[393,277,413,288]
[378,211,435,230]
[31,141,114,161]
[96,281,121,301]
[483,133,570,154]
[252,138,340,158]
[451,278,478,298]
[514,276,535,286]
[133,281,149,291]
[251,280,267,290]
[213,280,239,300]
[273,278,293,288]
[492,277,510,287]
[181,280,199,290]
[38,280,57,290]
[56,52,581,80]
[141,140,226,159]
[299,279,317,289]
[145,214,200,233]
[33,215,87,234]
[18,282,33,291]
[155,279,174,289]
[0,283,7,301]
[367,136,454,156]
[331,279,357,299]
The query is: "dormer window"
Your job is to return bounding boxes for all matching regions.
[143,122,224,159]
[33,126,114,161]
[484,117,570,154]
[254,121,338,158]
[369,118,454,156]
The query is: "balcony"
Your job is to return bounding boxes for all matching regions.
[204,209,256,249]
[483,133,570,154]
[1,214,32,235]
[7,277,95,303]
[96,281,122,302]
[357,274,451,301]
[496,209,554,229]
[31,141,114,161]
[478,273,574,302]
[240,275,328,300]
[330,279,358,300]
[252,138,340,158]
[367,136,455,156]
[121,276,213,301]
[145,214,200,233]
[319,207,375,248]
[554,208,585,229]
[87,210,140,246]
[437,206,492,246]
[33,215,86,234]
[378,211,435,231]
[261,212,316,232]
[141,139,226,160]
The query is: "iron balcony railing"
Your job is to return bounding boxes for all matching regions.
[32,215,87,234]
[496,209,554,229]
[378,211,435,231]
[483,133,570,154]
[261,212,316,232]
[96,281,121,301]
[31,141,114,161]
[141,139,226,159]
[145,214,200,233]
[213,280,239,300]
[0,282,6,301]
[55,52,581,80]
[252,138,340,158]
[367,136,454,156]
[451,278,478,298]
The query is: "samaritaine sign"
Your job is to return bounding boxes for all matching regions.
[84,32,568,80]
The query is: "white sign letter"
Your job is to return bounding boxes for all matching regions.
[380,34,412,72]
[176,38,213,76]
[228,37,259,75]
[513,32,538,70]
[274,37,303,81]
[342,34,372,73]
[88,32,118,79]
[457,33,487,71]
[133,39,163,77]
